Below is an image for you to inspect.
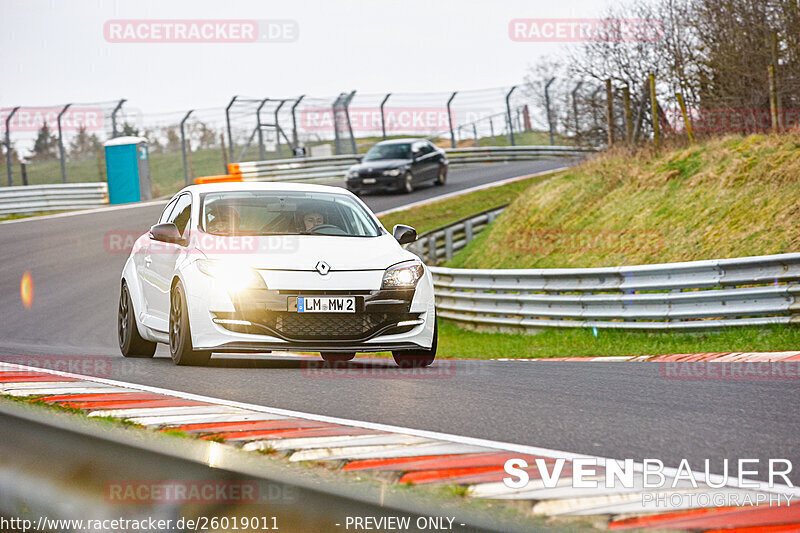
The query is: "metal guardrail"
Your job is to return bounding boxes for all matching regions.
[0,183,108,216]
[226,146,591,184]
[406,207,800,330]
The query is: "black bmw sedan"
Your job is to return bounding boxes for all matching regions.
[345,138,448,194]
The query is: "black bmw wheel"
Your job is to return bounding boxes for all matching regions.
[434,165,447,186]
[169,282,211,366]
[118,282,156,358]
[401,171,414,194]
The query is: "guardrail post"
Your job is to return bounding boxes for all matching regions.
[180,110,194,186]
[445,228,454,260]
[505,86,517,146]
[225,96,237,163]
[464,218,474,244]
[428,235,437,265]
[5,106,19,186]
[256,98,269,160]
[274,100,287,158]
[57,103,72,183]
[110,99,126,139]
[544,79,555,146]
[290,95,304,151]
[446,91,458,149]
[380,93,391,140]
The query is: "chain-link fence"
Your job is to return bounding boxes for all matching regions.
[0,84,587,197]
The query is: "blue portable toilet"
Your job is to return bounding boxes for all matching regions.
[104,136,152,204]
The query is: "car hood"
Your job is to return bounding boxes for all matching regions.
[351,159,410,171]
[193,232,417,271]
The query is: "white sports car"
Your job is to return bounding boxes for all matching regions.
[118,183,437,367]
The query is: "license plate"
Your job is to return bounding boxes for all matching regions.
[297,296,355,313]
[362,178,376,184]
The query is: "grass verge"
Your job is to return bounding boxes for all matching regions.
[433,321,800,359]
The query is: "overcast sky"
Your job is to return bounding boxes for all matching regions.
[1,0,629,114]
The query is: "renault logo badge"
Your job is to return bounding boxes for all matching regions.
[315,261,331,275]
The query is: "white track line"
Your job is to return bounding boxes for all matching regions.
[1,361,797,499]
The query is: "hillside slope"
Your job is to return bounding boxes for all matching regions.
[448,134,800,269]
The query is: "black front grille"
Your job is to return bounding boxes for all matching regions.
[275,312,387,339]
[213,311,418,341]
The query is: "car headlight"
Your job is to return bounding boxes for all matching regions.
[383,168,402,177]
[346,170,359,179]
[381,260,424,289]
[196,259,267,293]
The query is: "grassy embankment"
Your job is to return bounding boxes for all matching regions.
[383,134,800,358]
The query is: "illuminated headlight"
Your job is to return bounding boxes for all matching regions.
[197,259,267,293]
[381,261,424,289]
[383,168,402,177]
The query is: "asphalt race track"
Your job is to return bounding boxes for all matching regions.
[1,159,798,485]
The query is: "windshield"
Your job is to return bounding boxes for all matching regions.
[363,143,411,161]
[201,191,382,237]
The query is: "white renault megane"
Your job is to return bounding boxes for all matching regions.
[118,183,437,367]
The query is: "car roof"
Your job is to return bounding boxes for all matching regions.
[374,138,429,146]
[178,181,358,196]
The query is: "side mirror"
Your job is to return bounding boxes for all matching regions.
[393,224,417,245]
[149,223,184,245]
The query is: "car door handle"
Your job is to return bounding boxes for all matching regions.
[144,255,152,266]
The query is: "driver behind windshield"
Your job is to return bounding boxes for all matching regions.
[302,211,325,232]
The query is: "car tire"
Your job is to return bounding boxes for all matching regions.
[169,281,211,366]
[392,317,437,368]
[321,352,356,363]
[434,165,447,186]
[118,281,156,358]
[401,171,414,194]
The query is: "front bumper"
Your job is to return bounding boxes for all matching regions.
[346,174,403,191]
[184,267,436,353]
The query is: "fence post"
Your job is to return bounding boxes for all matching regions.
[473,123,479,147]
[632,81,649,147]
[274,100,287,158]
[605,79,614,146]
[649,74,660,149]
[489,117,495,143]
[344,90,357,154]
[622,85,633,143]
[225,96,237,164]
[768,66,778,134]
[770,30,782,131]
[676,93,694,143]
[57,103,72,184]
[220,133,228,173]
[5,106,19,186]
[180,110,194,186]
[110,99,126,139]
[20,163,28,186]
[571,82,582,146]
[380,93,391,140]
[505,86,517,146]
[291,95,304,150]
[544,79,555,146]
[256,98,269,160]
[446,91,458,149]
